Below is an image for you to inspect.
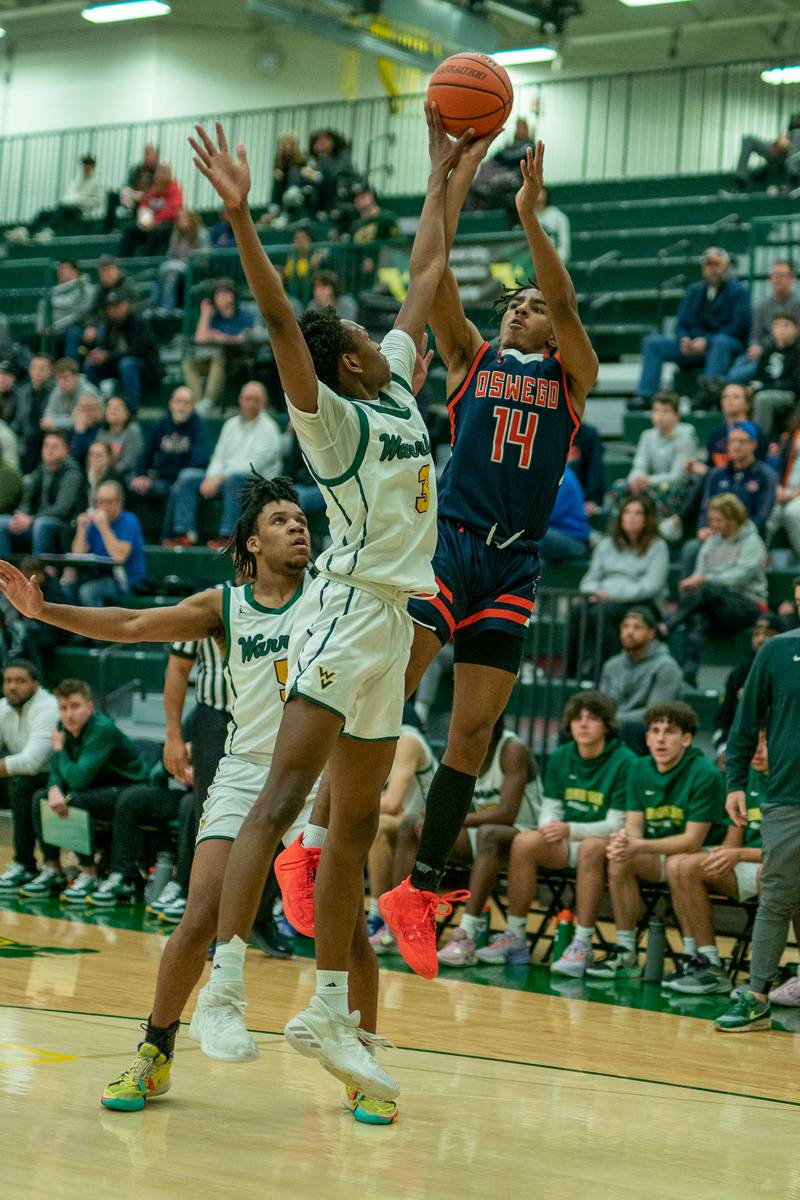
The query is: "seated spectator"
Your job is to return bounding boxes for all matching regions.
[635,247,751,408]
[466,117,533,214]
[181,280,257,412]
[130,387,210,540]
[0,556,72,669]
[664,731,767,996]
[37,260,94,361]
[103,142,159,231]
[733,113,800,191]
[81,256,139,358]
[282,222,323,310]
[152,209,210,314]
[71,480,145,605]
[166,380,282,549]
[23,679,148,901]
[727,260,800,386]
[668,493,768,685]
[474,692,633,971]
[84,293,160,412]
[568,420,605,515]
[750,312,800,437]
[0,313,12,363]
[83,439,125,507]
[712,614,782,768]
[13,153,106,243]
[533,186,571,264]
[7,353,54,474]
[0,399,20,472]
[689,382,768,474]
[0,660,59,893]
[0,360,18,424]
[578,495,670,669]
[68,392,104,466]
[599,607,683,754]
[302,128,357,216]
[611,392,696,521]
[539,464,590,563]
[96,394,143,481]
[352,185,400,285]
[0,431,83,557]
[41,357,99,432]
[119,162,183,258]
[266,132,308,222]
[586,702,726,980]
[304,270,358,322]
[210,208,236,248]
[0,395,21,514]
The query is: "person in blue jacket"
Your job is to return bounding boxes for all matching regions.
[635,247,751,408]
[539,463,591,563]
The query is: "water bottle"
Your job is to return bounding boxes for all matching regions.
[476,906,491,950]
[644,916,666,983]
[552,908,575,961]
[145,851,174,904]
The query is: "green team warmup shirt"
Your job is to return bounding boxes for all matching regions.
[626,744,726,842]
[727,630,800,806]
[48,712,148,792]
[543,737,635,823]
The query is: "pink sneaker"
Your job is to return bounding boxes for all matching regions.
[769,974,800,1006]
[436,928,477,968]
[551,936,593,978]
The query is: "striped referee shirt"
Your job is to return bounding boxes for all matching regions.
[171,581,232,718]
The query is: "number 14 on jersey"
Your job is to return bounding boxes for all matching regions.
[491,406,538,469]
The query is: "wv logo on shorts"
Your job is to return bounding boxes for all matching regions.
[318,666,336,690]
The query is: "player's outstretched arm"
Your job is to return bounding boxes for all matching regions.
[189,121,318,412]
[0,559,222,643]
[394,104,472,348]
[515,142,598,415]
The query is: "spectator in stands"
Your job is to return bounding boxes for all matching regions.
[84,293,160,412]
[635,247,751,409]
[12,153,106,243]
[766,411,800,563]
[104,142,159,231]
[0,399,19,472]
[0,431,83,557]
[586,702,726,981]
[131,386,210,539]
[37,261,94,361]
[689,383,769,477]
[119,162,184,258]
[97,394,143,482]
[304,270,358,322]
[267,132,308,222]
[727,261,800,386]
[0,389,22,515]
[152,209,210,314]
[599,606,682,754]
[181,280,257,412]
[0,660,59,893]
[41,357,99,433]
[539,464,590,563]
[474,692,633,972]
[82,257,139,356]
[210,208,236,249]
[282,223,323,309]
[466,118,533,215]
[67,392,104,466]
[712,613,782,769]
[0,360,17,422]
[0,556,71,670]
[733,112,800,191]
[8,353,54,475]
[750,313,800,437]
[696,422,776,540]
[568,421,605,515]
[71,479,145,605]
[0,314,12,364]
[166,380,282,549]
[669,493,768,686]
[22,679,148,901]
[302,128,357,216]
[352,185,400,285]
[612,392,697,522]
[83,439,125,507]
[533,186,571,264]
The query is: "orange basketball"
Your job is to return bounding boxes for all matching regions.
[427,53,513,138]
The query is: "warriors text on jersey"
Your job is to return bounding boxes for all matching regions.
[439,342,580,547]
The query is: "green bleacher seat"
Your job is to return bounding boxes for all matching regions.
[50,645,167,693]
[144,546,233,585]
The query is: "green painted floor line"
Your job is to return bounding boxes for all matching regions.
[2,1002,797,1111]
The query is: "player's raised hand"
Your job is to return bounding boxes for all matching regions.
[425,101,474,175]
[412,331,434,396]
[462,125,504,169]
[515,140,545,218]
[0,559,45,619]
[189,121,251,211]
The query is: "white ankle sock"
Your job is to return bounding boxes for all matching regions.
[507,915,527,939]
[683,937,697,957]
[459,913,481,940]
[616,930,636,952]
[699,944,721,966]
[302,824,327,850]
[211,935,247,986]
[575,924,594,945]
[316,969,349,1016]
[368,897,380,918]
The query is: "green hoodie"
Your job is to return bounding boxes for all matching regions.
[543,737,636,824]
[49,712,148,793]
[626,744,726,842]
[726,766,766,849]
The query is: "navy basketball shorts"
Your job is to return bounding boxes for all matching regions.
[408,517,540,648]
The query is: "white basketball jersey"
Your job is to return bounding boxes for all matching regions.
[399,724,437,817]
[221,576,310,763]
[472,731,541,830]
[287,329,437,598]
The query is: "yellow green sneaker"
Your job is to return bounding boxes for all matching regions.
[100,1042,172,1111]
[341,1087,399,1126]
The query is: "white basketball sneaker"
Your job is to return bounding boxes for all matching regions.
[284,995,399,1101]
[190,981,259,1062]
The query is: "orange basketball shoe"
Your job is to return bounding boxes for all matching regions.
[379,878,469,980]
[274,835,320,938]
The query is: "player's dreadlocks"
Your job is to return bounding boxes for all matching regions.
[493,276,540,322]
[224,473,300,579]
[299,306,359,391]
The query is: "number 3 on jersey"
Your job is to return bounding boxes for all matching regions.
[491,406,539,469]
[415,464,431,513]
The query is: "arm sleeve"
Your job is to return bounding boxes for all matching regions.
[537,795,565,827]
[750,470,777,534]
[579,540,606,594]
[188,422,211,470]
[570,809,626,840]
[117,425,143,476]
[380,329,416,389]
[54,726,116,791]
[3,704,56,775]
[630,538,669,600]
[674,289,694,341]
[687,767,725,825]
[629,431,651,479]
[649,428,697,487]
[726,648,773,791]
[38,469,83,520]
[286,382,365,483]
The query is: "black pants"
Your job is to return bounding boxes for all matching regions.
[671,584,761,679]
[119,220,174,258]
[32,786,125,867]
[6,773,50,870]
[108,783,186,882]
[176,703,229,891]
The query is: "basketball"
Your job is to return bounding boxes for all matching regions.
[427,52,513,138]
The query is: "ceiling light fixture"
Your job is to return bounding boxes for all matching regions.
[82,1,170,24]
[761,64,800,85]
[494,45,558,65]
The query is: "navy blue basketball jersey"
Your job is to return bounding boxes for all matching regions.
[437,341,581,546]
